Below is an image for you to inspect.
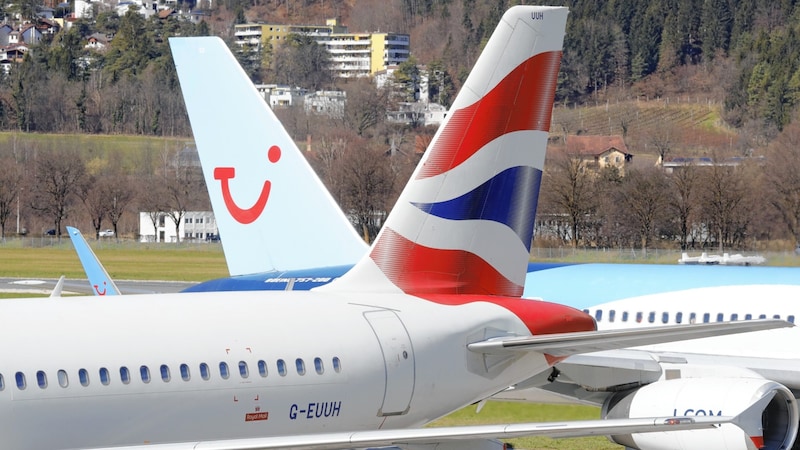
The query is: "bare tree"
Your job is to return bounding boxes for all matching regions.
[0,157,21,239]
[667,165,700,250]
[342,79,389,137]
[29,149,87,239]
[764,120,800,247]
[542,151,599,247]
[617,167,670,252]
[698,157,752,251]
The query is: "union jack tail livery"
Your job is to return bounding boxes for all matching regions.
[330,6,567,297]
[170,37,367,277]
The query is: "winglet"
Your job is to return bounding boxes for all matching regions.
[49,275,65,298]
[324,6,568,296]
[169,36,367,276]
[66,226,121,296]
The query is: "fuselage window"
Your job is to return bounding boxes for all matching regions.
[0,373,5,391]
[703,313,710,323]
[314,357,324,375]
[789,315,795,324]
[689,312,697,324]
[140,365,151,383]
[200,363,210,380]
[648,312,655,323]
[745,314,752,320]
[296,358,306,375]
[58,370,68,388]
[608,310,616,322]
[79,368,89,387]
[257,360,268,377]
[676,312,683,324]
[731,313,738,321]
[277,359,287,377]
[160,364,171,382]
[636,312,643,323]
[99,367,110,386]
[180,364,190,381]
[120,367,130,385]
[774,314,781,319]
[239,361,249,378]
[622,311,629,322]
[36,370,47,389]
[716,313,724,322]
[661,312,669,324]
[759,314,767,319]
[332,357,342,373]
[16,372,26,390]
[594,310,603,321]
[219,362,230,379]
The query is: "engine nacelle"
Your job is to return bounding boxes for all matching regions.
[602,377,798,450]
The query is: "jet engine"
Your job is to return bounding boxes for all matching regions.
[602,377,798,450]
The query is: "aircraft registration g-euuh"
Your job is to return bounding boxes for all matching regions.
[4,6,790,449]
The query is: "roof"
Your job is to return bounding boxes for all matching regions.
[565,135,631,157]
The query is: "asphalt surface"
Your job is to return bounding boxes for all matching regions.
[0,277,197,296]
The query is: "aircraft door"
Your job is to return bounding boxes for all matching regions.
[364,310,415,416]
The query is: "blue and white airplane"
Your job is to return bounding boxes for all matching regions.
[1,8,778,448]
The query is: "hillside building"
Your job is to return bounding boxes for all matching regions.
[564,135,633,175]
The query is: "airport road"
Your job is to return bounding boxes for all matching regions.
[0,277,197,296]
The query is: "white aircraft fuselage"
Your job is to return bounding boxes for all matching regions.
[0,292,581,448]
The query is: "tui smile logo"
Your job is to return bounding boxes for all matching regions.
[214,145,282,224]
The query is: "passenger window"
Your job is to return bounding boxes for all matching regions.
[621,311,629,322]
[332,357,342,373]
[759,314,767,319]
[140,366,151,383]
[219,362,230,379]
[676,312,683,324]
[636,312,643,323]
[99,367,110,386]
[296,358,306,375]
[774,314,781,319]
[79,369,89,387]
[582,309,589,314]
[180,364,190,381]
[731,313,738,321]
[648,312,655,323]
[16,372,26,390]
[277,359,287,377]
[36,370,47,389]
[314,357,324,375]
[0,373,5,391]
[661,312,669,324]
[594,310,602,321]
[608,310,616,322]
[789,315,795,324]
[120,367,130,385]
[703,313,710,323]
[58,370,68,388]
[239,361,249,378]
[745,314,752,320]
[716,313,724,322]
[160,365,170,382]
[200,363,210,380]
[257,360,268,377]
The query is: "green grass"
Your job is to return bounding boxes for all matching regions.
[430,401,619,449]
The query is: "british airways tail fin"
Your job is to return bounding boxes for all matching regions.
[66,226,121,296]
[169,37,367,276]
[326,6,567,296]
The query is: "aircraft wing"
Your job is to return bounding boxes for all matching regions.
[89,415,729,449]
[467,319,791,356]
[66,226,121,296]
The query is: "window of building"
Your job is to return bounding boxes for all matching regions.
[79,369,89,387]
[185,217,193,224]
[58,369,68,388]
[120,367,130,385]
[36,370,47,389]
[219,362,230,379]
[239,361,249,378]
[99,367,110,386]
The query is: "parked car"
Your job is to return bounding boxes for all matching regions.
[45,229,56,236]
[99,229,115,237]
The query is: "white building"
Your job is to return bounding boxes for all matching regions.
[139,211,218,243]
[255,84,307,108]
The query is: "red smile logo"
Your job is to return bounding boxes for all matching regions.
[214,145,282,224]
[93,282,107,296]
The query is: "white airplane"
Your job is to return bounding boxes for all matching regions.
[0,6,785,449]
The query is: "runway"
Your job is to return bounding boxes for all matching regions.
[0,277,197,296]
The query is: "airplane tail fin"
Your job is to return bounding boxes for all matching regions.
[66,226,121,296]
[326,6,567,296]
[169,37,368,276]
